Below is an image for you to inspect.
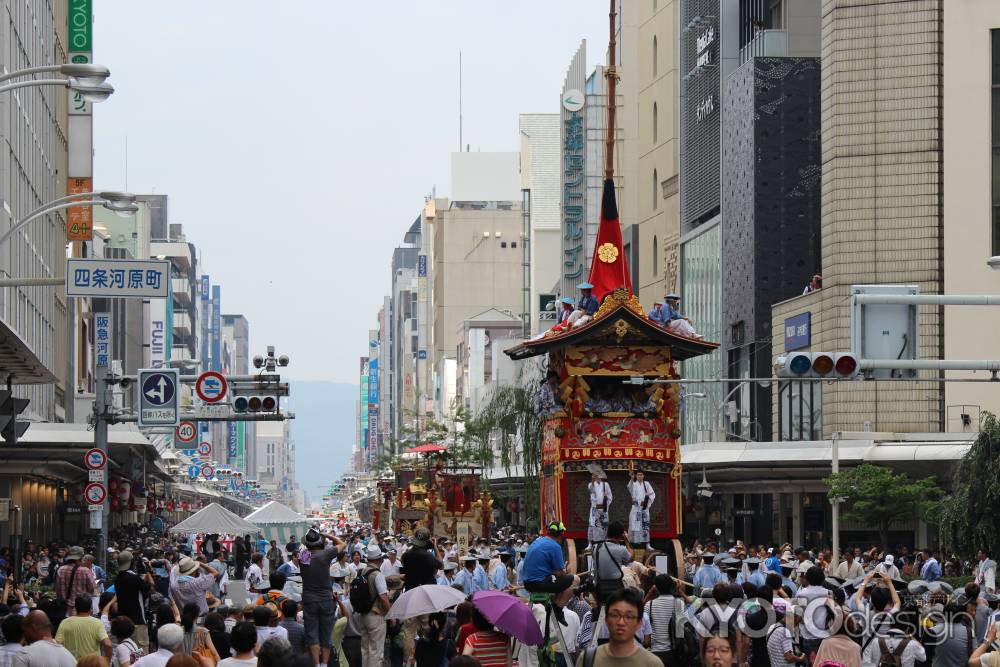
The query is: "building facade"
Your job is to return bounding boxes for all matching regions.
[518,114,561,335]
[770,0,944,437]
[942,2,1000,430]
[721,56,822,442]
[0,0,69,421]
[636,0,681,307]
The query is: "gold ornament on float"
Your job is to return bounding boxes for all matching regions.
[597,243,619,263]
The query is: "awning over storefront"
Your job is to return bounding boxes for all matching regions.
[0,319,56,384]
[2,423,159,481]
[680,432,975,487]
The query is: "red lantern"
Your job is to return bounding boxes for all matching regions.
[166,501,175,512]
[147,498,155,513]
[110,497,121,512]
[181,501,190,511]
[508,500,520,513]
[109,478,119,494]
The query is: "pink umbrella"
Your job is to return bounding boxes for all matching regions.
[471,590,544,647]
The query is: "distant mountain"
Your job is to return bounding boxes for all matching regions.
[286,381,358,502]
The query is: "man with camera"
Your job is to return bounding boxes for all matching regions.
[592,522,633,606]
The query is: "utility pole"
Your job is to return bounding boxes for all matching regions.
[93,308,110,570]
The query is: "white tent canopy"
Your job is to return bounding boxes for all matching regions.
[246,501,307,524]
[170,503,258,535]
[245,501,311,546]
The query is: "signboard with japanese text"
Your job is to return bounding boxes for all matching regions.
[227,422,238,464]
[67,259,169,298]
[66,177,93,240]
[784,312,811,352]
[94,312,111,369]
[138,368,179,428]
[560,77,587,294]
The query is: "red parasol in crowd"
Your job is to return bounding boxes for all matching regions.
[405,443,448,454]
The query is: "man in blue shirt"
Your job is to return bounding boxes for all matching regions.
[577,282,599,316]
[920,549,942,581]
[473,554,490,593]
[663,294,684,322]
[649,301,668,325]
[490,553,513,591]
[436,561,457,587]
[693,553,726,594]
[741,558,767,587]
[453,556,477,596]
[520,522,580,622]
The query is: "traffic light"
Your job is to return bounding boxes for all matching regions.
[0,391,30,445]
[232,396,277,413]
[775,352,860,379]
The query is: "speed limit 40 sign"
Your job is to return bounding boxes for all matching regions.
[176,421,197,444]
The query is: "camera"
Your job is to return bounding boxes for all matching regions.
[574,573,596,596]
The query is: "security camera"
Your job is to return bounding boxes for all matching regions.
[253,355,264,369]
[278,355,290,367]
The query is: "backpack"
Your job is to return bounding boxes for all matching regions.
[349,565,379,614]
[876,637,909,667]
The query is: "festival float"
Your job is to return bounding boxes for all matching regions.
[504,28,719,569]
[381,444,493,548]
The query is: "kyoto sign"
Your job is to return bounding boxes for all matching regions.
[176,421,197,444]
[66,259,170,299]
[84,448,106,470]
[195,371,227,403]
[138,369,179,428]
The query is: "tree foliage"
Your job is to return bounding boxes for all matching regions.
[461,367,544,523]
[939,412,1000,557]
[823,463,943,550]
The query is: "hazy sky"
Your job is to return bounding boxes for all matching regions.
[94,2,609,383]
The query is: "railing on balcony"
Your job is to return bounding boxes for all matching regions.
[739,29,787,65]
[172,278,191,303]
[173,311,192,336]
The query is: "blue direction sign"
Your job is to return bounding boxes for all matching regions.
[138,368,180,428]
[188,465,200,479]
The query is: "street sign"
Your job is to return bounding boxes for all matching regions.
[176,421,197,443]
[197,442,212,457]
[66,259,170,299]
[89,511,102,530]
[195,371,227,403]
[193,404,231,419]
[88,469,105,483]
[138,369,179,427]
[200,463,215,479]
[84,482,106,505]
[188,465,200,479]
[84,448,106,470]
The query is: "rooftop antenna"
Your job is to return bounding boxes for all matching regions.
[459,50,463,152]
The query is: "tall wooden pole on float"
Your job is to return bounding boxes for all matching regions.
[605,0,618,181]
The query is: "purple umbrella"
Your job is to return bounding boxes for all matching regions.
[471,590,544,647]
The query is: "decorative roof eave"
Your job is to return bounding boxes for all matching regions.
[505,291,719,362]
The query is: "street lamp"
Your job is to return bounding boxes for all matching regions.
[0,63,110,86]
[0,76,113,100]
[0,191,137,248]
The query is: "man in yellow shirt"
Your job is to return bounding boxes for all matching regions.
[54,596,112,660]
